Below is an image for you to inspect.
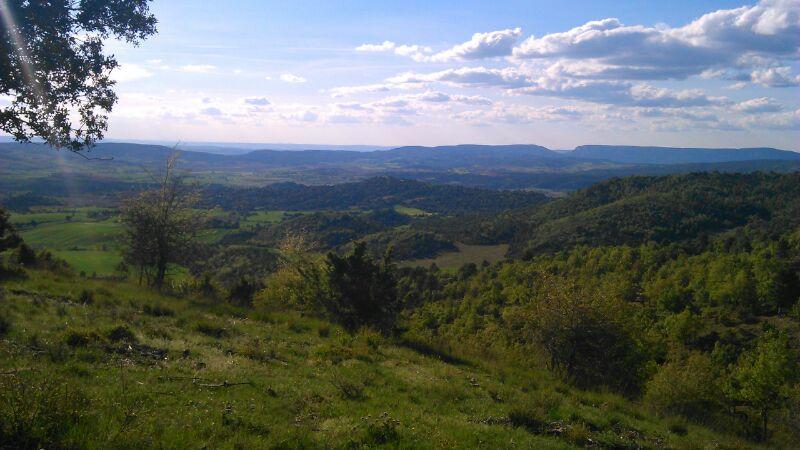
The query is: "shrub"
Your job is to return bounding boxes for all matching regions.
[106,326,136,343]
[142,303,175,317]
[644,352,724,422]
[194,321,229,338]
[62,329,104,348]
[322,242,399,334]
[508,404,549,433]
[77,289,94,305]
[0,374,90,449]
[0,311,9,337]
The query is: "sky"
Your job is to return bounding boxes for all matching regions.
[102,0,799,149]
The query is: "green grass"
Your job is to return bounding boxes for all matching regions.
[20,220,124,250]
[240,210,287,227]
[50,250,122,276]
[401,243,510,269]
[394,205,432,217]
[0,269,758,449]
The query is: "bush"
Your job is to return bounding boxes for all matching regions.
[142,303,175,317]
[322,242,399,334]
[644,352,724,422]
[0,374,90,449]
[0,313,9,337]
[194,321,229,338]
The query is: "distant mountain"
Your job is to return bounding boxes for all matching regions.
[572,145,800,164]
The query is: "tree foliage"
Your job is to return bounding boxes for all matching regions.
[120,154,201,288]
[0,0,156,150]
[323,242,399,334]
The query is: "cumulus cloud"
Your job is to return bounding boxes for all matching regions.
[750,66,800,87]
[735,97,784,113]
[455,104,586,125]
[356,41,433,61]
[356,28,522,62]
[512,0,800,81]
[429,28,523,61]
[280,73,307,83]
[387,66,531,88]
[742,108,800,129]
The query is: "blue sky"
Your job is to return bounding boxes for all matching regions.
[104,0,799,149]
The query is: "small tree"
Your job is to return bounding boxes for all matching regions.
[120,153,201,289]
[729,329,798,441]
[0,207,20,253]
[323,242,399,334]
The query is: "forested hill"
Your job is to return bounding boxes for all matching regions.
[418,172,800,256]
[201,176,551,214]
[572,145,800,164]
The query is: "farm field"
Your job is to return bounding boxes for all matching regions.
[401,243,510,269]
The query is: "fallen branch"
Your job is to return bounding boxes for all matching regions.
[0,368,39,376]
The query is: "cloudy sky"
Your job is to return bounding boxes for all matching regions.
[105,0,799,149]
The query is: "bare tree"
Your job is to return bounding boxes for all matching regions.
[120,153,201,289]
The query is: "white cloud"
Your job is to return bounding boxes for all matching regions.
[112,64,153,83]
[180,64,216,73]
[280,73,307,83]
[356,41,432,61]
[750,66,800,87]
[356,41,398,52]
[329,83,395,97]
[430,28,522,61]
[735,97,784,113]
[512,0,800,81]
[387,66,531,88]
[743,108,800,129]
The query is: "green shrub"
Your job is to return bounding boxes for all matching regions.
[106,325,136,343]
[322,242,399,334]
[62,329,104,348]
[77,289,94,305]
[142,303,175,317]
[508,404,549,433]
[644,353,724,422]
[0,311,9,337]
[0,374,90,449]
[194,321,229,338]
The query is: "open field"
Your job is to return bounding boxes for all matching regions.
[401,243,510,269]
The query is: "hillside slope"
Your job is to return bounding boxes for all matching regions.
[0,271,757,449]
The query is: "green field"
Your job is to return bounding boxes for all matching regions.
[401,243,510,269]
[20,220,123,250]
[240,210,288,227]
[50,249,122,275]
[394,205,432,217]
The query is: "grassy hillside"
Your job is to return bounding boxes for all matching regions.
[0,270,758,449]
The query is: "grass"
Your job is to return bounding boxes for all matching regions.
[394,205,432,217]
[20,220,123,250]
[401,243,510,269]
[240,210,287,227]
[50,250,122,276]
[0,268,761,448]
